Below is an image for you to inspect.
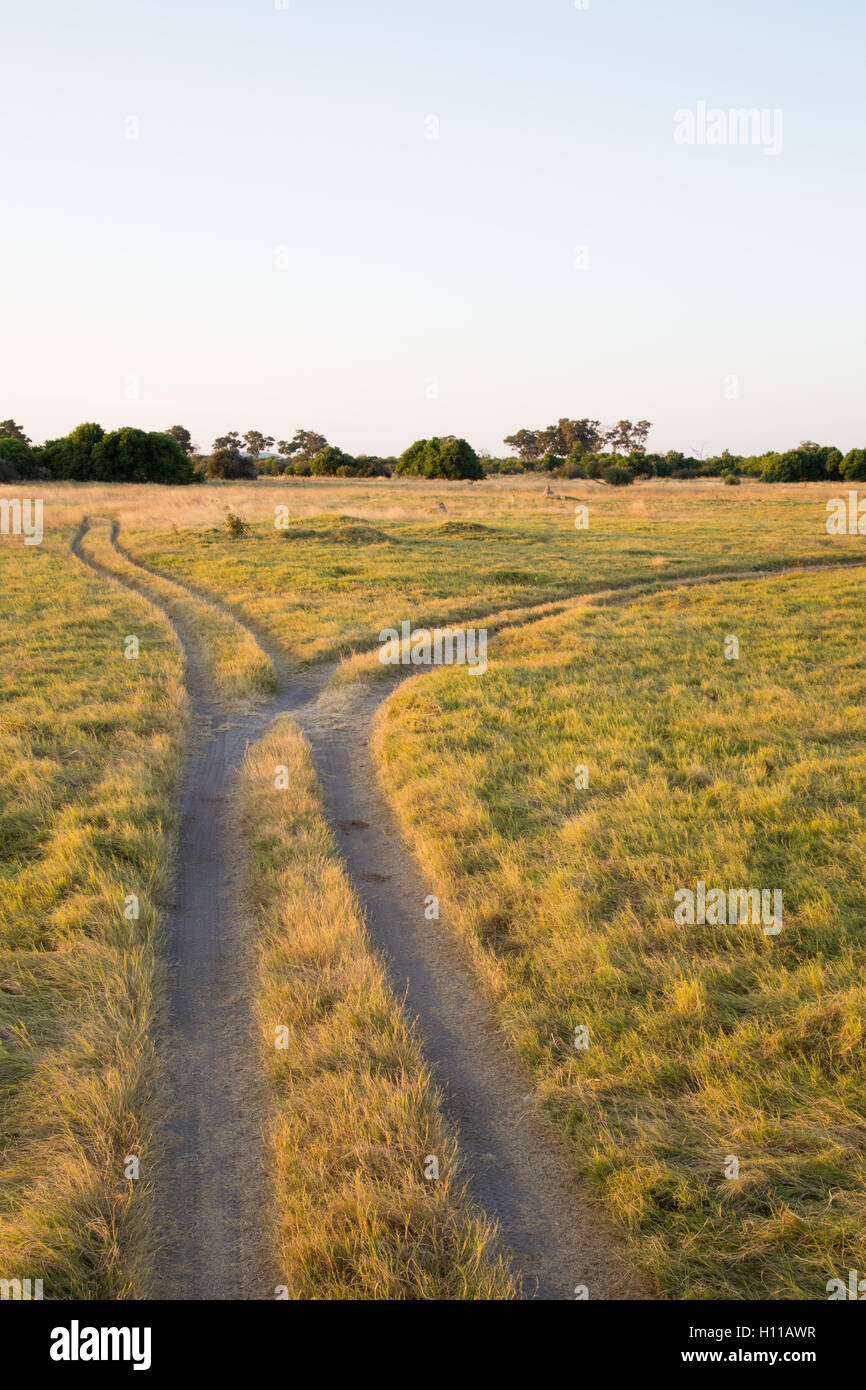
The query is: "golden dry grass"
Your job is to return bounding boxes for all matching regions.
[373,566,866,1298]
[0,529,185,1297]
[77,518,276,707]
[238,718,515,1299]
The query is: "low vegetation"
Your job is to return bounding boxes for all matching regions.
[2,478,863,1301]
[238,717,514,1298]
[118,482,863,666]
[0,529,185,1297]
[77,518,276,707]
[373,566,866,1298]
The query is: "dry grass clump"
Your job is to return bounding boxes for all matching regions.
[239,718,515,1299]
[0,530,185,1297]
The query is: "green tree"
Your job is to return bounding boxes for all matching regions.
[0,436,31,481]
[309,445,355,476]
[89,428,195,484]
[243,430,275,459]
[604,419,652,455]
[213,431,243,452]
[0,419,31,445]
[503,429,540,462]
[43,422,106,480]
[205,447,257,480]
[165,425,194,455]
[840,448,866,481]
[278,429,327,461]
[396,436,483,480]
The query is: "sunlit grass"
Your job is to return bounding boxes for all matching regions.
[78,519,276,707]
[113,479,862,666]
[374,567,866,1299]
[0,530,185,1297]
[239,719,515,1299]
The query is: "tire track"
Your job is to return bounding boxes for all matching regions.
[71,523,864,1299]
[72,519,324,1300]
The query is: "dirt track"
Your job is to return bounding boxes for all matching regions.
[73,523,853,1300]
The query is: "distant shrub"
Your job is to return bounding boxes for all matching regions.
[223,508,250,538]
[310,446,354,476]
[539,451,565,473]
[396,436,483,480]
[723,473,741,485]
[840,448,866,481]
[482,456,525,475]
[557,457,588,479]
[88,428,195,484]
[0,437,31,481]
[601,464,634,486]
[205,448,257,480]
[39,422,195,483]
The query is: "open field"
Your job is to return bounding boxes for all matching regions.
[7,477,860,668]
[22,512,518,1299]
[374,566,866,1298]
[77,519,277,709]
[1,477,863,1301]
[0,528,185,1298]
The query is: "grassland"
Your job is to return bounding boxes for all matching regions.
[29,476,855,668]
[2,476,863,1301]
[374,565,866,1298]
[0,528,185,1297]
[77,518,276,708]
[238,719,514,1298]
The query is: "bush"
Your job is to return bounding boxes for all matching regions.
[756,445,842,483]
[88,428,195,484]
[396,436,483,480]
[204,448,257,480]
[353,455,393,477]
[42,422,105,480]
[539,451,565,473]
[723,473,741,485]
[601,464,634,486]
[556,457,588,480]
[223,508,250,538]
[310,446,354,477]
[482,456,525,475]
[0,437,31,481]
[840,448,866,481]
[38,423,195,483]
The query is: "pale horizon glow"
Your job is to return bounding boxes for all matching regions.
[2,0,864,459]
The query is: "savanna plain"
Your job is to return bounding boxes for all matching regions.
[1,475,863,1300]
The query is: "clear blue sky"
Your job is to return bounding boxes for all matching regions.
[2,0,864,457]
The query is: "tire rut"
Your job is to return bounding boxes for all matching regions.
[72,519,324,1300]
[69,524,863,1300]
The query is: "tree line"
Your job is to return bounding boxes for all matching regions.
[1,415,863,486]
[491,418,866,484]
[0,420,484,483]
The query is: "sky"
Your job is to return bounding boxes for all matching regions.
[2,0,864,458]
